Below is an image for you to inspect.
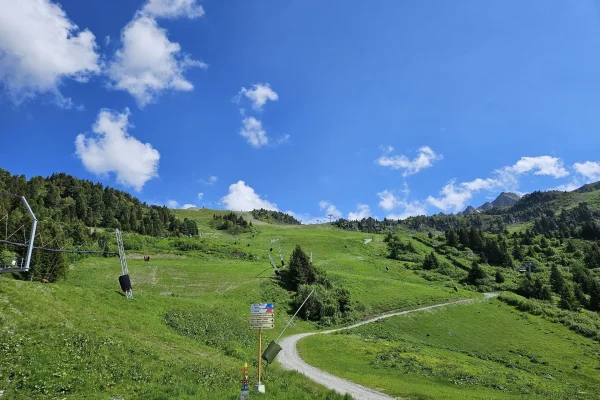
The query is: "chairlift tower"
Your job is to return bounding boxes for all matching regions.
[328,214,333,224]
[0,193,37,274]
[115,229,133,299]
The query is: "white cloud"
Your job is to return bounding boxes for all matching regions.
[573,161,600,182]
[199,175,217,185]
[197,192,204,200]
[553,182,581,192]
[221,181,278,211]
[378,189,426,219]
[104,36,111,46]
[141,0,204,19]
[427,180,478,213]
[319,201,342,218]
[497,156,569,186]
[75,108,160,191]
[240,117,269,148]
[426,156,571,213]
[376,146,442,177]
[377,190,401,211]
[348,204,371,220]
[387,201,427,220]
[166,199,179,208]
[181,203,197,209]
[461,178,501,191]
[107,15,207,107]
[277,134,291,145]
[0,0,100,105]
[237,83,278,111]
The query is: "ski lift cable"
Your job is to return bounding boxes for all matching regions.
[0,239,117,255]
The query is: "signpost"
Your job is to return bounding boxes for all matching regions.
[240,362,249,400]
[250,303,274,393]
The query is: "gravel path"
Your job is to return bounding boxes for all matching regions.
[278,298,482,399]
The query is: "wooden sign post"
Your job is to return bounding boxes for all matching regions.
[250,303,274,393]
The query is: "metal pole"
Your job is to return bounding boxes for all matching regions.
[258,328,262,384]
[276,289,314,342]
[20,196,37,272]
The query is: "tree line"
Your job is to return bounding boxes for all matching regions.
[0,168,198,280]
[251,209,301,225]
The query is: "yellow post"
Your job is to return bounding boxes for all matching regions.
[258,327,262,383]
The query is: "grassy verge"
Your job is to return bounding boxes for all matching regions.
[299,299,600,399]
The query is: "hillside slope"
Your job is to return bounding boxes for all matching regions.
[1,208,469,399]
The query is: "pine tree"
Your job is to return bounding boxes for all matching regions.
[495,270,505,284]
[574,284,588,309]
[465,261,488,286]
[550,264,566,294]
[589,281,600,312]
[559,286,577,311]
[423,252,440,270]
[287,245,316,290]
[446,229,459,247]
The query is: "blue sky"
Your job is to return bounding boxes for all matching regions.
[2,0,600,222]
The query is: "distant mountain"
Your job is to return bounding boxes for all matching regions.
[491,192,520,208]
[458,192,520,216]
[574,182,600,193]
[460,205,478,216]
[478,202,493,211]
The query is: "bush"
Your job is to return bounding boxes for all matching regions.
[0,249,16,266]
[292,284,358,325]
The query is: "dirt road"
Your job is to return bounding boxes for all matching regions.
[278,298,477,400]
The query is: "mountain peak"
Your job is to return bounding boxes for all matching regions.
[492,192,520,208]
[477,202,493,211]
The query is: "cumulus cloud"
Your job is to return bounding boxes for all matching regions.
[197,192,204,200]
[181,203,197,209]
[378,189,426,219]
[553,182,581,192]
[0,0,100,105]
[496,156,569,189]
[237,83,278,111]
[377,190,401,211]
[166,199,179,208]
[376,146,442,177]
[107,15,207,107]
[387,201,427,220]
[348,204,371,220]
[240,117,269,148]
[221,181,277,211]
[141,0,204,19]
[573,161,600,182]
[319,201,342,219]
[426,177,500,213]
[426,156,572,213]
[75,109,160,191]
[426,181,473,213]
[461,178,501,191]
[550,160,600,192]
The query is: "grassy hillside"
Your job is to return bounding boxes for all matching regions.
[1,208,471,399]
[299,299,600,399]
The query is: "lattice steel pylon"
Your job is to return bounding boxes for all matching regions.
[115,229,133,299]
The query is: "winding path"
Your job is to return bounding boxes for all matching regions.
[278,298,482,400]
